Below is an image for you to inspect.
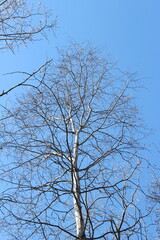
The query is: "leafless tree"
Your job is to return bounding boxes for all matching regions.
[148,174,160,238]
[0,44,151,239]
[0,0,56,98]
[0,0,56,52]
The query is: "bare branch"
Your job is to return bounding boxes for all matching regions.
[0,59,52,97]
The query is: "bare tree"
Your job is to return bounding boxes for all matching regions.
[148,174,160,238]
[0,44,150,239]
[0,0,56,52]
[0,0,56,98]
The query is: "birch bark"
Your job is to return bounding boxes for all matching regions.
[72,129,86,239]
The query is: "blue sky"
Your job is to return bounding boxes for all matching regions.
[1,0,159,164]
[0,1,159,237]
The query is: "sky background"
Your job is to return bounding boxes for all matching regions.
[1,0,159,164]
[0,0,159,237]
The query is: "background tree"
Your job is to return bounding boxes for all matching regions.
[0,44,150,239]
[0,0,56,98]
[0,0,56,52]
[149,174,160,238]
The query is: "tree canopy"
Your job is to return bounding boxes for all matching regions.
[0,44,150,239]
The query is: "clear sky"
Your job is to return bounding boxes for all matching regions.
[0,0,159,237]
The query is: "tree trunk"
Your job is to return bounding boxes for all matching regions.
[72,133,86,239]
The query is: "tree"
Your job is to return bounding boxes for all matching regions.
[0,0,56,52]
[149,174,160,238]
[0,0,56,99]
[0,44,150,239]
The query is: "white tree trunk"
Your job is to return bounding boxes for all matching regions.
[72,133,85,239]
